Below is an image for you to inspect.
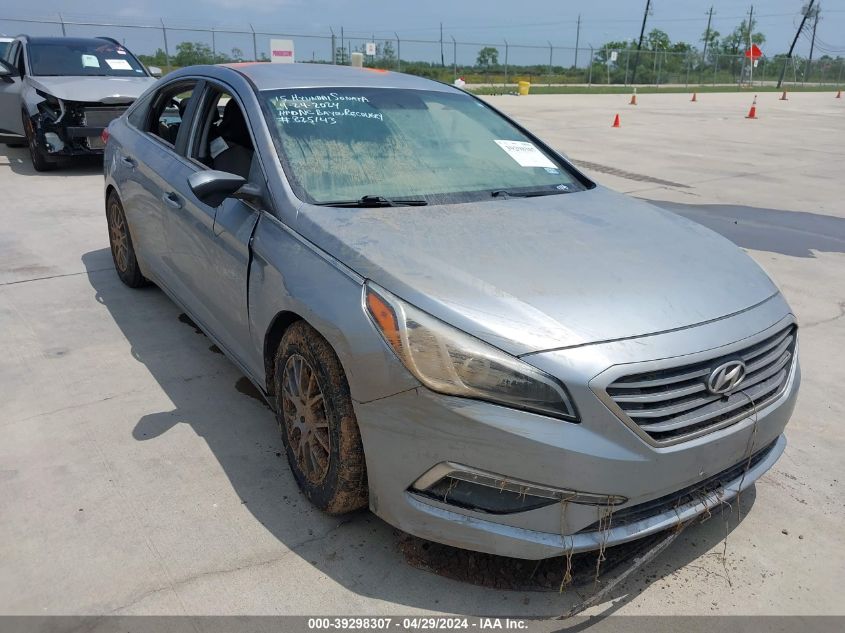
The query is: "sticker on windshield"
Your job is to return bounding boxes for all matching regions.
[81,54,100,68]
[105,58,132,70]
[268,93,385,127]
[494,140,557,169]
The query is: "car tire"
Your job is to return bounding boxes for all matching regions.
[106,192,148,288]
[274,321,368,515]
[23,114,57,172]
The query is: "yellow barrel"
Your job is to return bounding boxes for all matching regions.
[518,80,531,96]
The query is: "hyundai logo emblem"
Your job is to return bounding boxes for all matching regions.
[706,360,747,395]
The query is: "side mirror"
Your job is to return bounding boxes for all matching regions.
[188,170,246,207]
[148,66,163,78]
[0,60,13,78]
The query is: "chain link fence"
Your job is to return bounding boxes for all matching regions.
[2,14,843,88]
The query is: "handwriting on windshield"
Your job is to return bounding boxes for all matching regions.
[270,93,384,126]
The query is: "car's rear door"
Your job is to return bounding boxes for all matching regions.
[114,78,201,286]
[162,81,263,371]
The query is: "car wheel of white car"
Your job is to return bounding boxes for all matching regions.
[23,114,56,172]
[274,321,368,515]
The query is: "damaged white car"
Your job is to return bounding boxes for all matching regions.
[0,35,159,171]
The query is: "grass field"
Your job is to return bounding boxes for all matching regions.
[470,83,844,95]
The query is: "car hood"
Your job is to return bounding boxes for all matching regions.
[27,75,155,104]
[294,187,779,356]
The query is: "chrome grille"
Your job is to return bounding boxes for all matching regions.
[606,325,796,444]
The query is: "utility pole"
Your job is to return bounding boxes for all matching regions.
[778,0,815,88]
[747,5,754,85]
[574,14,581,69]
[701,6,714,68]
[630,0,651,85]
[251,24,258,62]
[440,22,445,67]
[160,19,170,69]
[806,4,820,83]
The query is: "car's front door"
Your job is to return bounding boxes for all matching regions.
[0,42,25,138]
[163,83,263,369]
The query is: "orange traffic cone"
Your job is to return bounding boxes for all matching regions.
[612,114,621,128]
[779,90,788,101]
[746,95,758,119]
[629,89,638,106]
[691,92,698,102]
[837,89,842,99]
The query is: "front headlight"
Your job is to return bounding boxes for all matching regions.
[35,90,64,122]
[365,283,578,420]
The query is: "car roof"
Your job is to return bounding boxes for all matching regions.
[222,62,457,93]
[23,36,122,47]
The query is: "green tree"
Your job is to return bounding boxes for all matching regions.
[231,47,244,62]
[593,40,635,64]
[174,41,214,66]
[700,27,721,63]
[646,28,671,51]
[720,17,765,55]
[380,40,396,65]
[137,48,168,66]
[476,46,499,69]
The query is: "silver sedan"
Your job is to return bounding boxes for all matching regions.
[103,62,799,559]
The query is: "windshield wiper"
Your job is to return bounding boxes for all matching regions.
[491,189,567,199]
[316,195,428,208]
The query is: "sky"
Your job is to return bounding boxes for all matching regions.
[2,0,843,65]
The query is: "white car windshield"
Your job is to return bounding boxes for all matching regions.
[260,87,586,205]
[27,40,147,77]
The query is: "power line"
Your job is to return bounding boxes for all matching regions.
[778,0,816,88]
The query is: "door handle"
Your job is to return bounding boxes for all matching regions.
[119,154,136,168]
[161,192,183,210]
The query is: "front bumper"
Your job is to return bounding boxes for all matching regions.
[405,435,784,557]
[27,104,127,157]
[354,297,800,559]
[35,124,107,156]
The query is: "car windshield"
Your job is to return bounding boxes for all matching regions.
[0,41,10,59]
[27,40,147,77]
[260,87,586,205]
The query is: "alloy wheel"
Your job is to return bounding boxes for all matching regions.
[108,201,129,273]
[281,353,331,484]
